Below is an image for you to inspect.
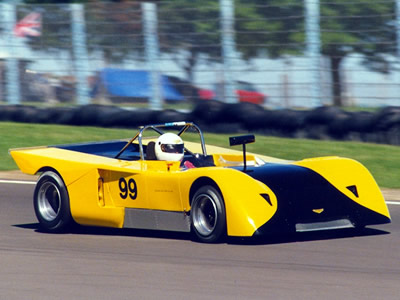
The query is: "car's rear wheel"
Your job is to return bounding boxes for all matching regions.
[33,171,72,232]
[191,185,226,243]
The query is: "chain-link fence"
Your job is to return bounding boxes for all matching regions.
[0,0,399,109]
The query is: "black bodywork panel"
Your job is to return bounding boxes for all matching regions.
[233,164,390,236]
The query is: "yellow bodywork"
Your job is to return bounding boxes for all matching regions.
[10,144,278,236]
[295,157,390,219]
[9,141,390,237]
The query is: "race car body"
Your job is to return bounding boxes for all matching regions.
[10,122,390,242]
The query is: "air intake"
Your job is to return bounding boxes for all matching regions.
[346,185,359,198]
[260,193,273,206]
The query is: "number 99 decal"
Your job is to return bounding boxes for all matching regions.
[119,178,138,200]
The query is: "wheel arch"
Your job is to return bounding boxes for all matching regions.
[36,167,69,190]
[189,176,224,206]
[37,166,61,177]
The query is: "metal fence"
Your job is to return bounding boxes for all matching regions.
[0,0,399,109]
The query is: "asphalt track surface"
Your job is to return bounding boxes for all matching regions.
[1,179,400,300]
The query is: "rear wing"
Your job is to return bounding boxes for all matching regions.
[229,134,255,172]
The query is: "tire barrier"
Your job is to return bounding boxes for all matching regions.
[1,102,400,146]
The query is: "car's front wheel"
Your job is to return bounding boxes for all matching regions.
[33,171,72,232]
[191,185,226,243]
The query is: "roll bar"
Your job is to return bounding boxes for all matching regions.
[115,121,207,160]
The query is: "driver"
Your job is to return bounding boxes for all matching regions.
[155,133,184,161]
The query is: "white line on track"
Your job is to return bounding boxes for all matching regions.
[0,179,36,185]
[386,201,400,206]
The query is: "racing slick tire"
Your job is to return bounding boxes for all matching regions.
[191,185,226,243]
[33,171,72,232]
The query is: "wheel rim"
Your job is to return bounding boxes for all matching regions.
[192,193,218,236]
[37,182,61,222]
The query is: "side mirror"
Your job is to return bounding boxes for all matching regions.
[229,134,255,171]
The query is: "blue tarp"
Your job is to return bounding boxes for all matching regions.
[92,68,184,101]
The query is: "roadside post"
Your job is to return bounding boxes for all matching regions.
[220,0,238,104]
[305,0,322,107]
[142,2,163,110]
[2,3,21,104]
[71,3,90,105]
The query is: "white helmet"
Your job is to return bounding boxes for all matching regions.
[155,133,184,161]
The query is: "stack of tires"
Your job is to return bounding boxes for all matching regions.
[1,103,400,145]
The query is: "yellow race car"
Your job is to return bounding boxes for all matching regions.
[10,121,390,242]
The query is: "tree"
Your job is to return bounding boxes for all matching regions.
[85,1,143,63]
[157,0,303,83]
[157,0,221,83]
[18,1,143,64]
[238,0,396,106]
[234,0,304,60]
[320,1,395,106]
